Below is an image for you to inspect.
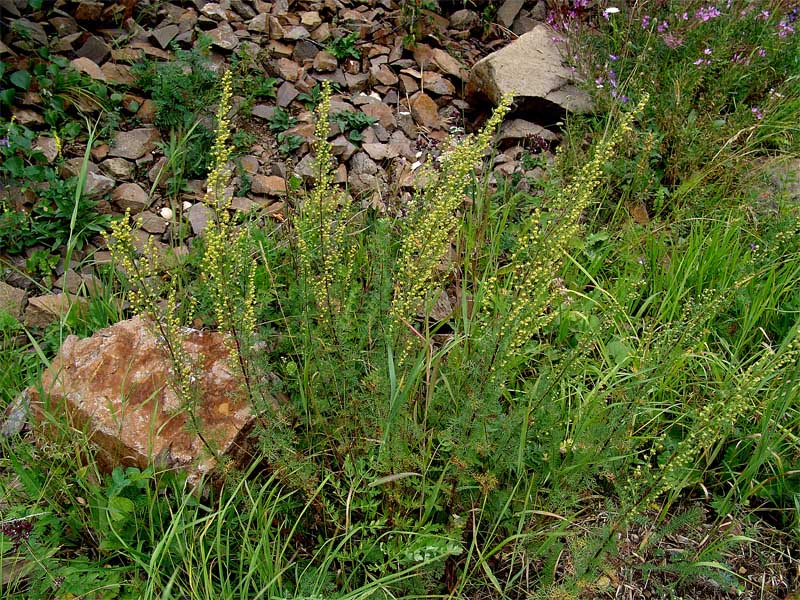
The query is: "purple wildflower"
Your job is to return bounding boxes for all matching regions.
[1,518,33,551]
[704,47,712,55]
[758,10,770,21]
[657,20,669,32]
[696,6,721,21]
[758,47,766,56]
[0,137,9,148]
[694,58,705,65]
[642,15,651,28]
[777,20,795,37]
[609,53,618,61]
[751,106,763,120]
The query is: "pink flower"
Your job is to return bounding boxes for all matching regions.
[704,47,712,54]
[657,20,669,32]
[642,15,651,28]
[758,47,766,56]
[696,6,721,21]
[751,106,763,120]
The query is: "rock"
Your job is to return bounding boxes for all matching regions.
[369,65,398,85]
[276,81,299,107]
[361,102,396,130]
[331,135,357,161]
[294,153,317,182]
[137,212,168,234]
[153,24,180,48]
[231,0,257,19]
[24,294,85,328]
[313,50,338,72]
[100,158,134,180]
[50,15,79,36]
[54,270,99,295]
[292,39,319,61]
[300,11,322,27]
[28,315,257,479]
[252,104,277,120]
[112,182,150,213]
[200,2,228,19]
[423,71,455,96]
[512,15,540,35]
[33,136,59,163]
[363,142,399,161]
[83,171,115,198]
[76,35,111,64]
[274,57,302,81]
[247,13,268,33]
[251,175,287,195]
[101,63,135,85]
[238,155,260,174]
[12,19,47,45]
[431,48,466,79]
[187,203,212,235]
[0,281,26,321]
[499,119,559,143]
[74,1,103,21]
[209,22,239,51]
[410,93,440,129]
[109,128,161,160]
[467,25,593,114]
[70,57,106,81]
[449,9,479,30]
[497,0,525,28]
[159,207,174,220]
[284,26,310,41]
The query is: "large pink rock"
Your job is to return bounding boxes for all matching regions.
[29,316,256,479]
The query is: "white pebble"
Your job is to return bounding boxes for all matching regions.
[159,207,174,220]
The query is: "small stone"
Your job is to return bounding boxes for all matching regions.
[109,128,161,160]
[231,0,257,19]
[33,136,59,163]
[294,153,317,182]
[24,294,85,328]
[200,2,228,19]
[331,135,357,161]
[300,11,322,28]
[100,158,134,180]
[276,81,299,107]
[449,9,479,30]
[423,71,455,96]
[497,0,525,28]
[209,22,239,51]
[293,39,319,62]
[313,50,338,72]
[74,1,103,21]
[0,281,26,321]
[312,22,331,42]
[50,15,79,36]
[13,19,47,45]
[431,48,466,79]
[268,40,293,57]
[101,63,134,85]
[370,64,398,86]
[361,102,396,130]
[77,34,111,64]
[274,57,302,81]
[83,171,116,198]
[350,152,379,177]
[153,24,180,49]
[247,13,268,33]
[284,26,310,41]
[362,143,397,161]
[410,93,440,129]
[187,203,212,235]
[70,57,106,81]
[251,104,277,120]
[160,207,174,220]
[238,155,260,174]
[251,175,287,195]
[112,183,150,213]
[137,212,168,234]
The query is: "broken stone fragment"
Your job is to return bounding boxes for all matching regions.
[24,293,86,328]
[28,316,257,479]
[467,24,593,115]
[0,281,26,321]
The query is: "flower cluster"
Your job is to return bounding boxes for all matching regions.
[391,95,511,343]
[296,80,355,321]
[490,95,648,375]
[201,68,257,372]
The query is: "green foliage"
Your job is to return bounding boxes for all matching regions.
[326,32,360,60]
[132,43,218,133]
[331,110,377,143]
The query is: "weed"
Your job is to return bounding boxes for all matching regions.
[326,31,361,60]
[331,110,377,144]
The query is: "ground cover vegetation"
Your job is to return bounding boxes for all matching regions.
[1,0,799,598]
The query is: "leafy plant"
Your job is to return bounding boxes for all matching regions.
[326,32,360,60]
[331,110,377,143]
[267,107,298,133]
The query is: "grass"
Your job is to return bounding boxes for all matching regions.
[2,1,799,598]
